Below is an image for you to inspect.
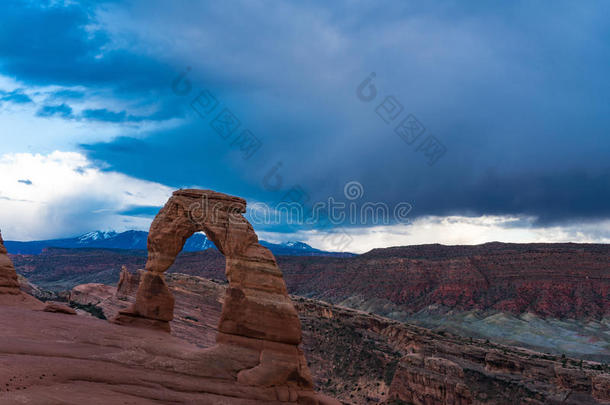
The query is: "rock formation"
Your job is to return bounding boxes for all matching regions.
[70,272,610,404]
[387,354,473,404]
[0,230,20,295]
[115,265,142,299]
[0,231,43,308]
[112,189,318,396]
[43,302,77,315]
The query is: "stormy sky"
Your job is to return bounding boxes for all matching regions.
[0,0,608,252]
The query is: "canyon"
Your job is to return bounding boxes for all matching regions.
[3,189,609,403]
[10,241,610,360]
[3,235,610,403]
[12,242,609,320]
[64,268,610,404]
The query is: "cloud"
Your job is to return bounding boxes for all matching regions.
[0,151,173,240]
[0,1,186,133]
[50,89,85,100]
[116,205,162,217]
[0,0,171,91]
[260,215,610,253]
[36,103,73,118]
[0,74,188,157]
[81,108,128,122]
[77,0,610,228]
[0,89,32,104]
[80,108,174,123]
[1,151,608,251]
[1,0,609,245]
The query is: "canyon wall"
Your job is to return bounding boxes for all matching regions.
[13,243,609,320]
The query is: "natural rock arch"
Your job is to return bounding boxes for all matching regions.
[112,189,313,389]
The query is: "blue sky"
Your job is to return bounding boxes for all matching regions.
[0,0,609,252]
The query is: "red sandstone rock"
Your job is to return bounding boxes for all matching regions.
[43,302,77,315]
[277,243,610,320]
[387,354,473,404]
[0,230,20,294]
[0,306,339,404]
[116,265,142,298]
[0,231,43,309]
[111,189,318,397]
[132,271,175,321]
[485,351,525,374]
[71,282,116,304]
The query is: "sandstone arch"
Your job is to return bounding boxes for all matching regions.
[112,189,313,389]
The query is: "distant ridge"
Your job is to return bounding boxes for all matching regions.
[4,230,354,257]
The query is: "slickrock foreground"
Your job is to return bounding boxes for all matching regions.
[0,305,328,404]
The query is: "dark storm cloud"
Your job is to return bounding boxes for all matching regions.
[0,1,172,91]
[0,0,183,124]
[3,0,609,229]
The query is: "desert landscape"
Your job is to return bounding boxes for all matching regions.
[1,1,609,404]
[1,189,609,404]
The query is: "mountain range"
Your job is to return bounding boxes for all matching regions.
[3,230,352,257]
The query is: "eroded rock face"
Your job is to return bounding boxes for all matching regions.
[0,231,43,309]
[116,265,142,299]
[387,354,473,405]
[0,231,20,295]
[43,302,77,315]
[593,374,610,402]
[112,189,316,394]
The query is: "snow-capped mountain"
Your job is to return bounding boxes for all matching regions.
[283,241,314,250]
[4,231,351,257]
[77,231,119,243]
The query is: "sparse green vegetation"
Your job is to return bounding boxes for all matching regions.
[69,302,106,320]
